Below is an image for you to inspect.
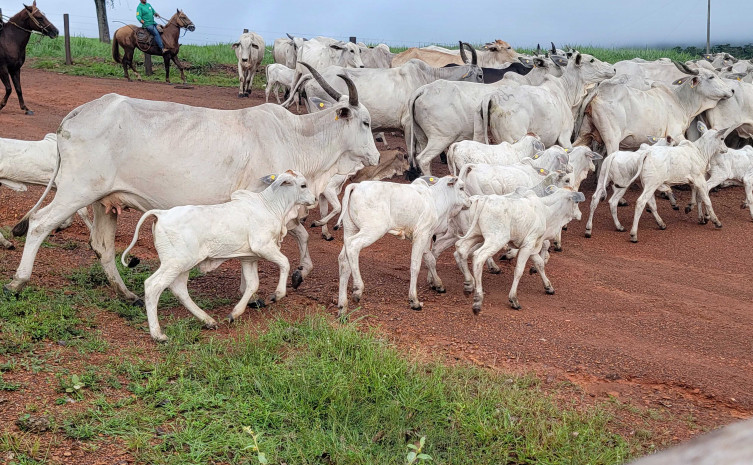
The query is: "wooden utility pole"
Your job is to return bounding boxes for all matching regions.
[64,14,72,65]
[706,0,711,55]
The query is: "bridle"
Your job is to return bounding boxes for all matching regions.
[6,8,53,36]
[163,12,194,38]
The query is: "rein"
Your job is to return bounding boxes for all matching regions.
[3,9,52,36]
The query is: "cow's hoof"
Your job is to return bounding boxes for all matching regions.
[333,224,340,231]
[228,315,235,323]
[238,93,244,98]
[672,205,680,211]
[352,293,361,304]
[646,207,652,213]
[322,234,334,242]
[204,320,218,330]
[585,231,592,238]
[410,302,423,311]
[699,218,708,225]
[463,285,473,297]
[132,298,144,307]
[291,270,303,289]
[488,266,501,275]
[659,223,667,230]
[153,334,169,343]
[25,110,34,116]
[6,244,15,250]
[269,293,283,303]
[714,222,723,229]
[247,298,266,309]
[630,235,638,243]
[472,303,482,315]
[616,226,625,232]
[433,285,446,294]
[618,199,629,207]
[545,287,555,295]
[561,225,568,231]
[508,298,521,310]
[553,245,562,252]
[741,202,748,209]
[499,254,511,261]
[529,267,538,275]
[2,287,18,300]
[685,205,692,214]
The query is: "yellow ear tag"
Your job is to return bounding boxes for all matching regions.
[270,175,275,180]
[564,148,570,152]
[335,115,339,120]
[429,177,435,182]
[738,77,742,81]
[319,102,324,108]
[539,169,544,173]
[533,154,539,159]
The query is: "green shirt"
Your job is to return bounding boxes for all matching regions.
[136,3,156,27]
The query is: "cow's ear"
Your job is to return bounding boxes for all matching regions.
[336,107,351,120]
[537,167,550,176]
[532,151,543,160]
[575,53,583,66]
[550,55,568,67]
[571,191,586,203]
[231,43,240,49]
[260,174,278,185]
[419,176,439,185]
[330,43,345,51]
[697,121,709,134]
[532,139,545,152]
[533,57,546,68]
[544,185,557,195]
[666,135,674,144]
[310,97,331,111]
[647,135,659,143]
[251,44,259,50]
[518,57,533,68]
[704,54,713,62]
[447,177,458,186]
[586,151,603,160]
[672,77,689,86]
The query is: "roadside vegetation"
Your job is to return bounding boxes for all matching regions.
[0,258,670,464]
[24,35,748,89]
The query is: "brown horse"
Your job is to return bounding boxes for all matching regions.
[112,10,195,84]
[0,1,58,115]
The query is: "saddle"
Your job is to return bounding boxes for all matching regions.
[135,25,164,52]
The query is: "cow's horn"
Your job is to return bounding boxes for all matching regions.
[551,42,557,54]
[286,33,295,40]
[672,60,699,76]
[299,62,342,101]
[536,43,542,55]
[461,42,477,66]
[458,41,469,64]
[338,74,359,107]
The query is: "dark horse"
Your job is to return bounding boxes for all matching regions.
[0,1,58,115]
[112,10,195,84]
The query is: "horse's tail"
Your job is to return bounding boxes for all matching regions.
[112,35,122,63]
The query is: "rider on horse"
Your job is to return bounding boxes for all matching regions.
[137,0,168,55]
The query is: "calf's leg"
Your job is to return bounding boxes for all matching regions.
[169,270,219,329]
[229,259,260,321]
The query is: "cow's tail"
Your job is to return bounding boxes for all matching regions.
[120,210,159,268]
[334,184,357,231]
[406,88,424,172]
[457,195,486,241]
[447,143,458,176]
[593,151,615,200]
[112,37,121,64]
[281,73,311,109]
[618,151,649,190]
[12,145,60,237]
[474,93,494,144]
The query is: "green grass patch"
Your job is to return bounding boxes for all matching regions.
[63,314,633,464]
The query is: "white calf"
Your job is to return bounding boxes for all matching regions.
[459,156,569,196]
[0,134,90,249]
[265,63,297,107]
[627,122,729,243]
[335,176,470,315]
[584,136,678,238]
[705,145,753,220]
[446,134,545,175]
[311,148,411,240]
[454,186,586,314]
[120,171,316,342]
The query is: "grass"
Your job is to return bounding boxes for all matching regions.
[62,315,634,465]
[0,259,652,464]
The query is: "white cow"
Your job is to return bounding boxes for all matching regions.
[577,62,734,155]
[459,156,569,196]
[626,122,729,243]
[272,34,306,69]
[232,32,265,98]
[446,134,545,175]
[335,176,470,315]
[584,136,679,238]
[312,148,411,240]
[358,43,392,68]
[5,68,379,302]
[454,186,586,314]
[284,53,483,132]
[289,36,365,93]
[704,79,753,140]
[479,53,616,148]
[705,145,753,220]
[0,134,90,249]
[120,171,316,342]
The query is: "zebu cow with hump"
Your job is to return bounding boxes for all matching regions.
[5,66,379,302]
[232,31,265,98]
[577,61,734,155]
[288,36,365,94]
[392,39,520,68]
[272,33,306,69]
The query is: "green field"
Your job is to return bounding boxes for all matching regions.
[24,35,725,88]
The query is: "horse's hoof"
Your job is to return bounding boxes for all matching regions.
[247,299,266,309]
[132,298,144,307]
[291,270,303,289]
[25,110,34,116]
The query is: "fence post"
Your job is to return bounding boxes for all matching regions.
[64,14,72,65]
[349,36,356,44]
[144,54,153,76]
[243,28,248,33]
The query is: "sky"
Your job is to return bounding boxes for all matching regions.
[2,0,750,49]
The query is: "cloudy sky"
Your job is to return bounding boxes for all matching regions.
[4,0,749,48]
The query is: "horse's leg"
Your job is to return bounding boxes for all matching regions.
[171,55,186,84]
[163,54,171,84]
[0,67,11,111]
[125,48,142,81]
[9,67,32,115]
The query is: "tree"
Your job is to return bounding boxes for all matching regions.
[94,0,112,43]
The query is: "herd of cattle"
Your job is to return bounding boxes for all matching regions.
[2,32,753,342]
